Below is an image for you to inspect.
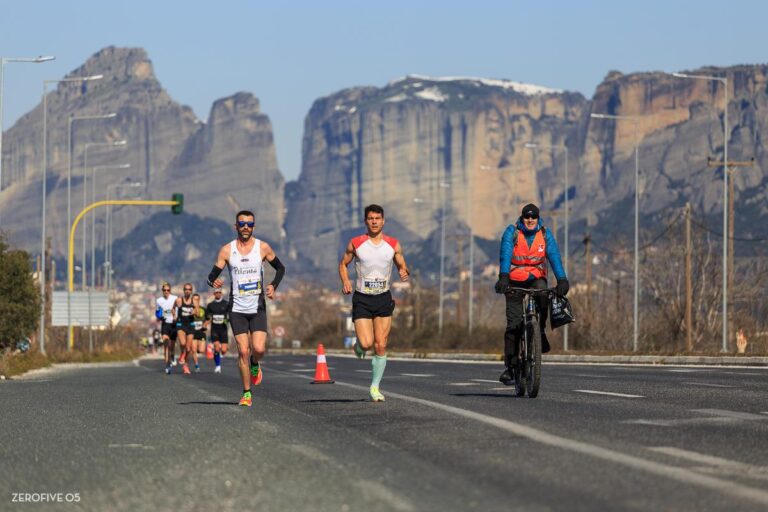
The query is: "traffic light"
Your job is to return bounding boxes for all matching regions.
[171,193,184,215]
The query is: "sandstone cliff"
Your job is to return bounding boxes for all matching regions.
[0,47,283,263]
[286,75,587,271]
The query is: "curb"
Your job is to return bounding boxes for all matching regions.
[268,348,768,366]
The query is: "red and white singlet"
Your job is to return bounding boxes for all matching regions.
[351,234,398,295]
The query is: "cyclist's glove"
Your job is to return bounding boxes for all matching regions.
[556,278,570,297]
[494,273,510,294]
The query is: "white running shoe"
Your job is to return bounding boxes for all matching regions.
[171,358,178,367]
[214,365,221,374]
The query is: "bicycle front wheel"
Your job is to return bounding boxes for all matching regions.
[525,320,542,398]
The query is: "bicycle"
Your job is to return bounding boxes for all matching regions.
[505,287,555,398]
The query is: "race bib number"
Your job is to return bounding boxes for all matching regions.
[363,278,387,294]
[212,314,225,325]
[237,276,262,296]
[193,320,203,330]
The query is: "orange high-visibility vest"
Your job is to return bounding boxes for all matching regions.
[509,229,547,281]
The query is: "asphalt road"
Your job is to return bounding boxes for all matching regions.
[2,354,768,512]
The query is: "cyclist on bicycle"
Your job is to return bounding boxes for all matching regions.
[494,203,569,385]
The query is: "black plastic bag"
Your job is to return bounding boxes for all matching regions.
[549,294,575,329]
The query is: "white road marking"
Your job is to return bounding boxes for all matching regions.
[279,368,768,506]
[626,418,739,427]
[572,374,607,378]
[108,444,154,450]
[355,370,372,373]
[692,409,768,421]
[355,480,416,511]
[649,447,759,470]
[668,369,699,373]
[400,373,436,378]
[291,369,316,372]
[682,382,735,388]
[574,389,644,398]
[448,382,477,386]
[649,447,768,480]
[288,444,331,462]
[471,379,500,383]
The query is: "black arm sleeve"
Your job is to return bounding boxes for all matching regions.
[267,256,285,290]
[207,265,224,287]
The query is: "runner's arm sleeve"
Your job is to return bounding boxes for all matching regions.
[499,225,515,275]
[207,265,223,287]
[267,256,285,289]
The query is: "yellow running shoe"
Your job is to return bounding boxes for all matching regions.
[238,392,252,407]
[369,386,385,402]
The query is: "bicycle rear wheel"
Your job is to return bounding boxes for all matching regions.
[525,320,542,398]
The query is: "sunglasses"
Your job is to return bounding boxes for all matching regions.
[184,288,192,292]
[237,221,255,228]
[162,288,170,292]
[523,213,538,220]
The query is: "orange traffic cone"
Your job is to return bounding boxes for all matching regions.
[311,344,335,384]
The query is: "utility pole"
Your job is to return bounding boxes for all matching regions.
[684,202,693,352]
[707,157,754,349]
[584,234,592,319]
[456,238,463,327]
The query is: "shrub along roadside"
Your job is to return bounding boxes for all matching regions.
[1,325,143,378]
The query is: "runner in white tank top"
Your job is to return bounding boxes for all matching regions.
[339,204,410,402]
[228,238,264,314]
[207,210,286,407]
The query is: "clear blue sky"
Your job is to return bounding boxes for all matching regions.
[2,0,766,180]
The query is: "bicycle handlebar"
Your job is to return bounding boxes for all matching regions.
[505,287,557,295]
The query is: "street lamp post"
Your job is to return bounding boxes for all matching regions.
[87,163,130,353]
[67,113,117,255]
[671,71,729,353]
[525,142,570,350]
[438,181,450,333]
[105,181,142,290]
[590,112,641,352]
[81,140,127,289]
[41,73,103,355]
[0,55,54,225]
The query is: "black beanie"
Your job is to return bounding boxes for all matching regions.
[521,203,540,218]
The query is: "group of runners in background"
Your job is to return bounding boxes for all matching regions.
[154,283,230,375]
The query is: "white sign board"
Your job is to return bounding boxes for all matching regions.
[51,291,110,327]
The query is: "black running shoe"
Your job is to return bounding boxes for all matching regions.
[499,367,514,386]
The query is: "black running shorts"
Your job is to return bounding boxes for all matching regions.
[230,310,267,336]
[210,326,229,344]
[161,322,177,341]
[352,290,395,320]
[177,317,194,334]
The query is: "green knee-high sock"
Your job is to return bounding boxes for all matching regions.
[371,355,387,388]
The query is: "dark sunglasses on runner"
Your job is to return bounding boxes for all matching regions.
[184,287,192,292]
[523,213,538,220]
[237,221,255,228]
[162,288,170,292]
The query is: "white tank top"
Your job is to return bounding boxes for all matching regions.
[156,295,177,323]
[352,234,398,295]
[227,239,263,313]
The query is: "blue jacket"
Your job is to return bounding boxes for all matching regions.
[499,218,566,281]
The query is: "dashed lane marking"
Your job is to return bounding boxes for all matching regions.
[682,382,735,388]
[574,390,644,398]
[471,379,500,384]
[448,382,477,386]
[399,373,436,378]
